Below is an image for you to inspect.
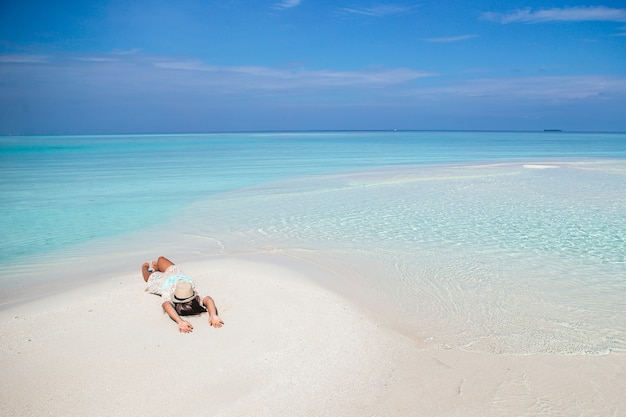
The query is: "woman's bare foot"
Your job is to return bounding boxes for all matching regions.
[141,262,152,282]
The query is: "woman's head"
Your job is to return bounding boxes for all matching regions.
[172,280,205,316]
[174,296,206,316]
[172,281,196,303]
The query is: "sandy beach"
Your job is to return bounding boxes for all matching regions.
[1,253,624,417]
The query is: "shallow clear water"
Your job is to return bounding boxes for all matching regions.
[175,162,625,354]
[1,131,625,354]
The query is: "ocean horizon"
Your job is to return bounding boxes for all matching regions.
[2,130,625,355]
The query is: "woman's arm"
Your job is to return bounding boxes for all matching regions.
[202,296,224,328]
[162,301,194,333]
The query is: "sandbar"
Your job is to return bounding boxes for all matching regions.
[1,254,624,416]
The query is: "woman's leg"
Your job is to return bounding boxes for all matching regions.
[156,256,175,272]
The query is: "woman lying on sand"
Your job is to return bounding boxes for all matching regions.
[141,256,223,333]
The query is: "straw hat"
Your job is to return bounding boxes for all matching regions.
[172,280,196,303]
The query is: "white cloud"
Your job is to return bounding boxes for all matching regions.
[340,4,417,18]
[76,57,118,63]
[423,35,477,43]
[0,54,48,63]
[154,60,434,89]
[411,76,626,102]
[484,6,626,24]
[273,0,301,10]
[111,48,142,55]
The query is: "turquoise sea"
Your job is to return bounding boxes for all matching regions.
[1,131,625,355]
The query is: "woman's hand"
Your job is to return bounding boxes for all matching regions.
[209,315,224,328]
[178,320,194,333]
[202,296,224,329]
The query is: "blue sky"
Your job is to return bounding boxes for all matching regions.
[1,0,625,134]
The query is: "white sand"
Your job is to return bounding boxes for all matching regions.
[1,254,624,417]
